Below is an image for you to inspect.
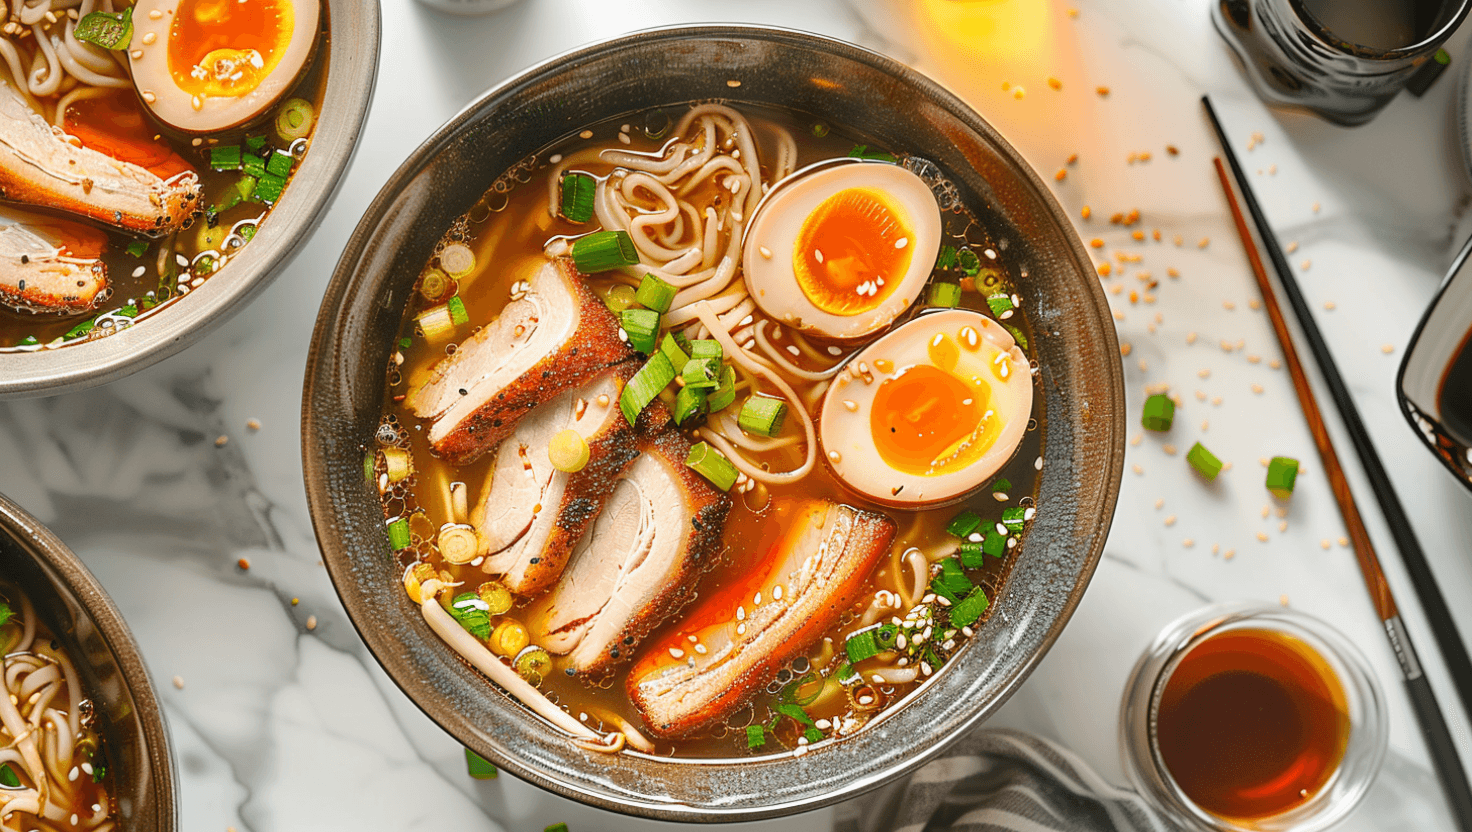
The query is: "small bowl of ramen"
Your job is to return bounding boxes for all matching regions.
[0,0,380,397]
[0,492,176,829]
[303,25,1125,820]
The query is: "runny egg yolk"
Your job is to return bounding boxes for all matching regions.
[793,186,914,316]
[169,0,294,100]
[871,364,1003,476]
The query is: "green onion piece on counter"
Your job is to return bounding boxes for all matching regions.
[265,150,294,178]
[946,509,983,539]
[958,542,985,568]
[275,98,315,142]
[545,824,569,832]
[635,274,676,313]
[74,7,131,50]
[386,518,410,550]
[125,239,149,257]
[246,135,268,152]
[416,304,456,342]
[602,283,637,313]
[673,385,708,426]
[448,593,492,641]
[465,748,498,779]
[1004,323,1030,350]
[935,245,958,270]
[928,281,961,308]
[447,296,469,327]
[685,441,738,491]
[253,172,287,204]
[571,230,638,273]
[681,356,720,390]
[1266,456,1299,499]
[1187,442,1223,481]
[1141,393,1175,432]
[874,623,899,651]
[0,602,11,628]
[983,529,1008,559]
[707,366,737,412]
[477,581,513,616]
[559,172,596,224]
[992,478,1012,493]
[1001,507,1027,532]
[209,145,241,171]
[957,248,982,277]
[844,628,880,663]
[0,763,18,788]
[986,293,1015,316]
[950,587,991,627]
[931,558,973,602]
[776,703,816,726]
[738,395,787,437]
[688,339,722,360]
[514,646,552,686]
[746,724,766,749]
[659,333,690,373]
[804,727,825,744]
[242,154,267,178]
[619,352,675,426]
[620,308,660,354]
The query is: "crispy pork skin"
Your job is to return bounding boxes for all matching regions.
[628,500,895,739]
[0,207,107,312]
[0,81,199,235]
[475,368,639,595]
[405,258,634,465]
[527,426,731,676]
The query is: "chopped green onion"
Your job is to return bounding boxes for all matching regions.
[874,623,899,651]
[265,150,294,178]
[514,646,553,686]
[1187,442,1223,481]
[738,395,787,437]
[1001,507,1027,532]
[957,248,982,277]
[958,542,984,568]
[571,230,638,273]
[848,144,899,163]
[986,293,1015,316]
[477,581,514,616]
[275,98,315,142]
[686,441,738,491]
[688,339,722,360]
[448,592,492,641]
[844,628,880,663]
[125,239,149,258]
[635,273,677,313]
[1141,394,1175,432]
[16,335,38,347]
[386,518,410,550]
[74,7,131,50]
[63,319,95,340]
[0,603,11,628]
[931,558,973,602]
[929,281,961,307]
[253,172,287,204]
[209,145,241,171]
[946,509,983,538]
[707,366,737,412]
[992,478,1012,493]
[419,270,450,302]
[1004,324,1030,350]
[619,352,675,426]
[780,672,825,706]
[545,824,569,832]
[242,154,267,178]
[681,356,720,390]
[746,724,766,748]
[239,222,258,242]
[812,122,830,138]
[416,304,456,341]
[363,451,375,483]
[230,175,258,209]
[674,385,707,426]
[835,662,859,685]
[559,172,596,224]
[245,135,268,152]
[936,245,958,270]
[398,337,413,350]
[601,283,637,313]
[91,762,106,783]
[950,587,991,627]
[117,304,138,319]
[803,727,825,744]
[983,529,1008,559]
[776,703,816,727]
[1266,456,1299,499]
[0,763,18,788]
[465,748,498,779]
[659,332,690,373]
[620,308,660,354]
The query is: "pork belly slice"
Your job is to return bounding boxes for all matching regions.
[0,81,199,235]
[628,500,896,739]
[0,207,107,312]
[405,257,634,466]
[527,427,732,676]
[474,368,639,595]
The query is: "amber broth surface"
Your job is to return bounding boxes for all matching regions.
[379,105,1045,758]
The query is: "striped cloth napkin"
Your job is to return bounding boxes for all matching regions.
[834,729,1175,832]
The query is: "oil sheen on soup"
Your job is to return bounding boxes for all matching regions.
[371,103,1044,758]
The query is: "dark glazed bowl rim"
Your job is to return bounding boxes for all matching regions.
[0,0,382,399]
[303,24,1125,821]
[0,493,177,830]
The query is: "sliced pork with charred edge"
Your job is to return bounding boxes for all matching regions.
[0,207,106,312]
[627,500,896,739]
[405,257,634,466]
[0,81,200,235]
[475,366,640,595]
[527,419,732,676]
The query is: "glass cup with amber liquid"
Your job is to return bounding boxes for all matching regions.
[1121,604,1388,831]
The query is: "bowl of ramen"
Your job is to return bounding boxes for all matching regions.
[303,25,1125,820]
[0,492,176,830]
[0,0,379,397]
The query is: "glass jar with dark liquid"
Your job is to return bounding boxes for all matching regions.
[1213,0,1471,125]
[1122,604,1388,831]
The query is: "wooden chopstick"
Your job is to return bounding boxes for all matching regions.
[1209,148,1472,829]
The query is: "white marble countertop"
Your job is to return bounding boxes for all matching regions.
[3,0,1472,829]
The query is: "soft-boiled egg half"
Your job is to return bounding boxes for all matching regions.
[743,161,942,341]
[129,0,320,133]
[819,309,1032,507]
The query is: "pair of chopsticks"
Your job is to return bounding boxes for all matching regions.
[1203,95,1472,828]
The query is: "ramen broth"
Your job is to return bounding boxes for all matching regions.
[375,105,1043,757]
